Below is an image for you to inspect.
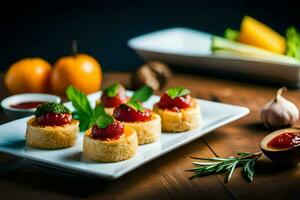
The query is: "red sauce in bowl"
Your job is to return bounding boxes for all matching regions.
[10,101,47,109]
[267,132,300,149]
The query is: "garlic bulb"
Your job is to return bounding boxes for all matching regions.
[260,87,299,128]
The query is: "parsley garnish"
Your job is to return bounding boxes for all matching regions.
[66,85,114,131]
[125,86,153,112]
[166,87,190,99]
[104,83,120,98]
[89,104,114,129]
[126,100,144,112]
[130,86,153,102]
[35,102,70,117]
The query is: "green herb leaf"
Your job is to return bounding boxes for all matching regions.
[93,103,106,117]
[104,83,120,97]
[80,118,92,131]
[126,100,144,112]
[66,85,93,119]
[286,26,300,60]
[95,113,114,129]
[71,111,89,128]
[66,85,114,131]
[130,86,153,102]
[224,28,240,41]
[92,104,114,128]
[237,152,251,157]
[243,158,256,182]
[226,161,238,182]
[88,104,107,128]
[35,102,70,117]
[188,152,262,182]
[166,87,190,99]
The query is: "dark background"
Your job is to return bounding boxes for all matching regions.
[0,0,299,72]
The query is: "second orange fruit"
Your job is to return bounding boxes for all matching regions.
[50,54,102,96]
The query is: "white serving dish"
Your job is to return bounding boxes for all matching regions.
[128,27,300,87]
[0,92,249,180]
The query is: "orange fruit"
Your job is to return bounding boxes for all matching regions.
[5,58,52,94]
[50,54,102,96]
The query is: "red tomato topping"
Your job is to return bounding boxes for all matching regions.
[101,87,129,108]
[91,121,124,140]
[37,112,72,126]
[157,93,191,111]
[113,104,152,122]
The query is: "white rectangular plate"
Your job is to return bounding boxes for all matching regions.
[0,92,249,180]
[128,27,300,87]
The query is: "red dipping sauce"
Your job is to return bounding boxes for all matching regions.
[267,132,300,149]
[10,101,46,109]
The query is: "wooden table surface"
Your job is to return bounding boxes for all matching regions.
[0,72,299,200]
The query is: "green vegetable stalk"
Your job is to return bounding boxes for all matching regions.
[286,26,300,60]
[224,28,239,41]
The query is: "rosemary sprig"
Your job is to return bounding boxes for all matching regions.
[187,152,262,182]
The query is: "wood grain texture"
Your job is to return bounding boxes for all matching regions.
[0,72,299,200]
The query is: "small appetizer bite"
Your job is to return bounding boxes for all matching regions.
[108,85,160,144]
[113,103,161,145]
[98,83,129,115]
[153,87,201,132]
[26,102,79,149]
[83,106,138,162]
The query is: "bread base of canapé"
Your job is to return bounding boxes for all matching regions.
[83,126,138,162]
[26,117,79,149]
[122,113,161,145]
[153,99,201,132]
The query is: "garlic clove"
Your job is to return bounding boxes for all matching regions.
[260,87,299,128]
